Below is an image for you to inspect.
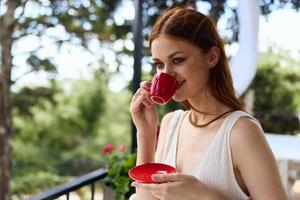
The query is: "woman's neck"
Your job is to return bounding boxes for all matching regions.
[188,91,220,112]
[187,91,231,121]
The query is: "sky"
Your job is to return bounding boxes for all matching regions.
[259,8,300,57]
[3,0,300,92]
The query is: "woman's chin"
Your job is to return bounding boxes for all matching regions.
[172,95,186,102]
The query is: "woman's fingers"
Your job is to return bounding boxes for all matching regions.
[131,182,165,193]
[151,173,187,183]
[131,81,153,107]
[142,96,154,108]
[140,81,151,93]
[131,182,164,199]
[132,88,154,106]
[131,181,179,199]
[130,92,145,112]
[130,88,154,113]
[140,85,154,106]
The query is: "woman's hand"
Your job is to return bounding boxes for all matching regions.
[130,81,158,133]
[131,173,225,200]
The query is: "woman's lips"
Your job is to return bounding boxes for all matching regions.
[179,80,185,86]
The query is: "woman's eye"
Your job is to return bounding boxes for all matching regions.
[173,58,185,65]
[153,62,164,69]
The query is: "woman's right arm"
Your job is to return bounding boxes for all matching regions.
[130,82,174,200]
[130,82,158,165]
[135,112,174,200]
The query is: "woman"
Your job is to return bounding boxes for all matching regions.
[129,7,287,200]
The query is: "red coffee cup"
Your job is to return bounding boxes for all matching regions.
[150,72,180,105]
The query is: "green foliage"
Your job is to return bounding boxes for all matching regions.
[98,88,131,145]
[11,71,132,196]
[248,50,300,134]
[102,144,136,200]
[12,85,58,117]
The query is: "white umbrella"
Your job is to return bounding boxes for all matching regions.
[230,0,261,96]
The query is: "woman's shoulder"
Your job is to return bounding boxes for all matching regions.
[229,112,288,199]
[230,111,270,166]
[230,111,264,146]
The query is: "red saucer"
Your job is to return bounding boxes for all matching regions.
[128,163,176,183]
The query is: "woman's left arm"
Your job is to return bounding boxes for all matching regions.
[131,173,226,200]
[231,117,288,200]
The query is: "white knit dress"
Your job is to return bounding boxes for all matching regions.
[130,110,254,200]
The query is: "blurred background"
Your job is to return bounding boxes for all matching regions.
[0,0,299,199]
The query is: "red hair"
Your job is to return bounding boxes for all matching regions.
[149,7,243,111]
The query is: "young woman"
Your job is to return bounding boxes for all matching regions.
[129,7,288,200]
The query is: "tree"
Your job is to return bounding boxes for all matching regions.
[11,72,110,196]
[141,0,300,67]
[1,0,300,198]
[1,0,130,199]
[0,1,18,198]
[248,50,300,134]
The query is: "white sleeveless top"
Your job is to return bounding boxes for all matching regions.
[162,110,254,200]
[130,110,257,200]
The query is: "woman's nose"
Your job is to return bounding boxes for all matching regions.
[161,65,176,77]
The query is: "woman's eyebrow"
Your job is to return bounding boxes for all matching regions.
[152,51,184,61]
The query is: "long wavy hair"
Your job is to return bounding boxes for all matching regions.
[149,7,243,111]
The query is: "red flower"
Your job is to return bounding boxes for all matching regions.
[103,144,114,156]
[118,144,127,153]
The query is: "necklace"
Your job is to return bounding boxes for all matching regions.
[188,109,235,128]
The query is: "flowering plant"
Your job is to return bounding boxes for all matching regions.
[102,143,136,200]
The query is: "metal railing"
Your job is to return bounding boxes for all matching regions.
[27,168,108,200]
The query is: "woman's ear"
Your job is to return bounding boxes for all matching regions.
[207,46,220,68]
